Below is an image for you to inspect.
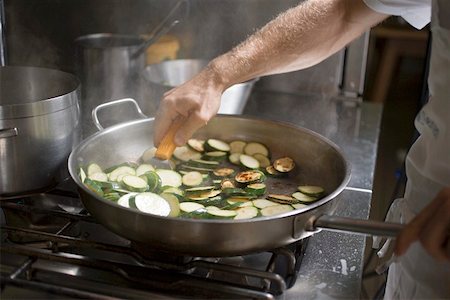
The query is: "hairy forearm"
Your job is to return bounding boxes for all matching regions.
[209,0,387,89]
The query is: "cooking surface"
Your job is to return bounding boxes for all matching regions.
[1,91,382,299]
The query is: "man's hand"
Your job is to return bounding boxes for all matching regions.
[395,187,450,261]
[153,65,225,147]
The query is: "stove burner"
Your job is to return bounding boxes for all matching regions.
[1,185,308,299]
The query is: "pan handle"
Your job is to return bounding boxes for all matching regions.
[92,98,149,130]
[307,215,404,237]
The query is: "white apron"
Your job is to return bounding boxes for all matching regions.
[381,0,450,298]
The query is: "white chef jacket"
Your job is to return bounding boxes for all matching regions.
[364,0,450,299]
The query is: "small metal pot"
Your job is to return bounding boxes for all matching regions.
[0,66,81,197]
[142,59,258,115]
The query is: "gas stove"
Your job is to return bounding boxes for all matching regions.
[0,180,308,299]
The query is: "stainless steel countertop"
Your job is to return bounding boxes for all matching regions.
[244,91,383,299]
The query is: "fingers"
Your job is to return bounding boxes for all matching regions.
[174,111,210,146]
[394,188,450,261]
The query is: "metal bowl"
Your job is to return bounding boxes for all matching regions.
[142,59,258,115]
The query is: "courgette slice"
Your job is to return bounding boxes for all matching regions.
[87,163,103,176]
[160,193,181,217]
[260,204,293,216]
[267,194,296,203]
[273,157,295,173]
[291,192,318,203]
[207,209,237,218]
[88,172,108,182]
[140,171,162,192]
[179,165,215,173]
[161,186,184,196]
[253,153,271,168]
[104,192,121,202]
[234,206,258,219]
[108,166,136,182]
[221,188,247,197]
[239,154,260,169]
[104,162,138,174]
[229,140,247,154]
[220,178,236,189]
[136,164,155,176]
[79,167,87,183]
[265,165,285,177]
[229,153,241,165]
[244,142,269,157]
[245,183,266,196]
[184,185,216,195]
[173,146,202,162]
[203,151,228,161]
[84,178,104,196]
[297,185,325,197]
[213,167,235,177]
[187,190,222,201]
[292,203,308,210]
[182,171,203,187]
[235,170,263,184]
[155,169,182,187]
[141,147,157,163]
[180,202,205,213]
[187,159,220,168]
[205,139,230,152]
[187,138,205,152]
[121,175,149,192]
[227,199,254,207]
[134,192,172,216]
[252,199,279,209]
[117,193,138,208]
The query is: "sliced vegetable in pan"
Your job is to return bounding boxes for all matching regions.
[79,135,326,220]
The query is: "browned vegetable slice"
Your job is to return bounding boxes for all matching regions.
[213,167,235,177]
[267,194,297,204]
[235,170,263,184]
[273,157,295,173]
[187,138,205,152]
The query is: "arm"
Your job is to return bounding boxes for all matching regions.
[153,0,388,146]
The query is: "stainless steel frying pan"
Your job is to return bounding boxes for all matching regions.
[68,99,403,256]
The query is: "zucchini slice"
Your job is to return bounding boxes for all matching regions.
[234,206,258,220]
[207,209,237,218]
[108,166,136,182]
[205,139,231,152]
[292,192,318,203]
[203,151,228,161]
[265,165,285,177]
[222,188,247,197]
[228,153,242,165]
[187,159,220,168]
[173,146,202,162]
[117,193,138,208]
[253,153,271,168]
[140,171,162,193]
[179,165,215,173]
[141,147,157,163]
[87,163,103,176]
[244,142,269,157]
[213,167,235,177]
[235,170,263,184]
[160,193,181,217]
[227,199,254,207]
[297,185,325,197]
[187,190,222,201]
[84,178,104,196]
[187,138,205,152]
[252,199,279,209]
[220,178,236,190]
[239,154,260,169]
[267,194,296,203]
[104,192,121,202]
[79,167,87,183]
[260,205,293,217]
[245,183,266,196]
[184,185,216,195]
[180,202,205,213]
[229,140,247,154]
[136,164,155,176]
[122,175,149,192]
[182,171,203,187]
[155,169,182,187]
[161,186,184,196]
[88,172,108,182]
[134,192,172,216]
[292,203,308,210]
[273,157,295,173]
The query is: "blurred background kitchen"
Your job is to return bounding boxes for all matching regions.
[0,0,429,298]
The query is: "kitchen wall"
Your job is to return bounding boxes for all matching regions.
[4,0,348,95]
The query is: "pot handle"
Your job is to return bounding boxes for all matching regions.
[306,215,404,237]
[92,98,148,130]
[0,128,18,138]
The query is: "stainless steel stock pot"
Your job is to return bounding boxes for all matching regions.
[0,66,80,197]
